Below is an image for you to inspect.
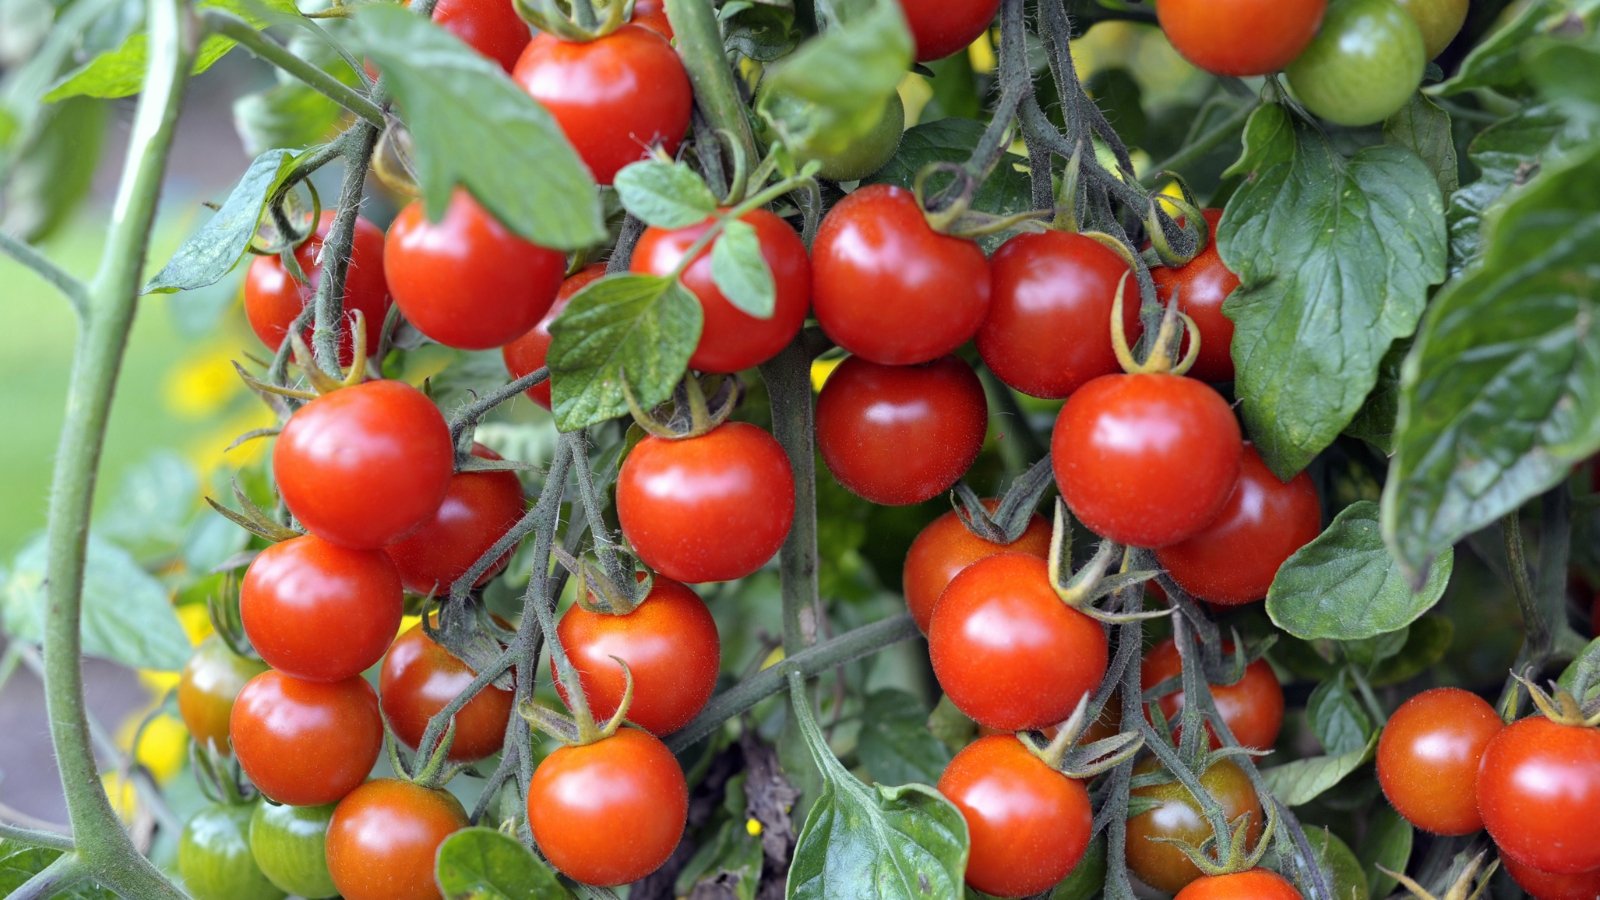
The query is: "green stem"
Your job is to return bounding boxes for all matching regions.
[758,339,820,654]
[0,823,74,853]
[1503,511,1550,666]
[310,123,380,374]
[204,10,386,127]
[664,0,758,200]
[11,852,89,900]
[1142,101,1254,183]
[0,232,89,317]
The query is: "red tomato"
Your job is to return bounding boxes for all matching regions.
[554,576,720,735]
[936,735,1091,898]
[1477,717,1600,874]
[241,534,403,682]
[512,26,691,185]
[902,501,1051,634]
[243,211,390,366]
[812,184,990,365]
[1157,0,1327,76]
[1051,373,1242,548]
[380,618,515,763]
[384,190,566,351]
[230,671,382,806]
[929,554,1108,732]
[502,264,607,411]
[1376,687,1501,836]
[630,209,811,373]
[386,444,526,596]
[1151,209,1240,383]
[617,422,794,583]
[1140,638,1283,751]
[979,230,1138,399]
[898,0,1001,62]
[631,0,672,39]
[1155,444,1320,605]
[815,354,988,506]
[1502,855,1600,900]
[1176,870,1302,900]
[528,728,687,886]
[1127,757,1263,893]
[274,380,454,549]
[433,0,530,72]
[326,779,468,900]
[177,636,267,753]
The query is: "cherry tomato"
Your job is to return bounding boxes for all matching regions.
[1051,373,1242,548]
[812,184,990,365]
[1285,0,1425,127]
[617,422,794,584]
[325,779,467,900]
[1375,687,1500,836]
[380,618,515,763]
[980,230,1138,399]
[1501,855,1600,900]
[1140,639,1284,752]
[630,208,811,373]
[512,26,691,185]
[1156,0,1326,76]
[230,670,382,807]
[240,534,403,682]
[936,735,1091,898]
[274,379,454,549]
[898,0,1000,62]
[929,554,1108,732]
[902,501,1051,634]
[796,92,903,182]
[631,0,672,38]
[384,189,566,351]
[1151,209,1239,384]
[1393,0,1468,58]
[1176,870,1302,900]
[250,801,337,900]
[1155,444,1321,605]
[1477,716,1600,874]
[503,264,607,410]
[1127,757,1263,894]
[528,728,688,886]
[433,0,530,71]
[386,444,526,596]
[179,803,286,900]
[816,354,988,506]
[243,211,390,367]
[178,636,267,753]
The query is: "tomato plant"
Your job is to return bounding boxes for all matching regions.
[1141,638,1284,751]
[1477,716,1600,874]
[1156,0,1326,76]
[1375,687,1501,835]
[1126,758,1264,893]
[380,618,515,762]
[501,263,607,410]
[230,671,383,807]
[1285,0,1427,127]
[243,211,390,367]
[385,444,526,595]
[325,780,469,900]
[178,636,268,753]
[901,501,1050,633]
[249,802,338,900]
[1150,208,1239,384]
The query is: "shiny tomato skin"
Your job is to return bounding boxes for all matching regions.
[512,26,691,185]
[631,0,672,37]
[433,0,530,71]
[326,779,468,900]
[1375,687,1500,836]
[1394,0,1469,58]
[1176,870,1302,900]
[528,728,688,886]
[244,211,390,367]
[386,444,526,596]
[274,379,454,549]
[502,264,606,410]
[1155,444,1321,605]
[249,801,338,899]
[1051,373,1242,548]
[230,671,382,807]
[1127,757,1263,894]
[630,209,811,373]
[179,803,286,900]
[1501,856,1600,900]
[1477,717,1600,874]
[1141,639,1284,751]
[929,554,1108,732]
[1157,0,1326,76]
[812,184,990,365]
[815,354,988,506]
[898,0,1001,62]
[1285,0,1426,128]
[902,502,1051,634]
[178,636,268,753]
[380,619,515,763]
[936,735,1091,898]
[384,190,566,351]
[617,422,795,584]
[980,230,1138,399]
[1151,209,1240,383]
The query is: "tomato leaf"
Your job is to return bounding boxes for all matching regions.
[1259,733,1377,807]
[1343,341,1405,454]
[722,0,800,61]
[1358,808,1414,899]
[0,97,109,242]
[1385,95,1458,197]
[710,218,776,319]
[1048,835,1106,900]
[855,690,952,787]
[1368,615,1454,686]
[0,842,115,898]
[144,149,297,294]
[233,82,344,157]
[1431,0,1583,98]
[613,160,719,229]
[1305,676,1372,756]
[1293,829,1368,900]
[96,451,200,559]
[434,827,568,899]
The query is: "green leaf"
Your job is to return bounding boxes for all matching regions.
[1267,502,1454,641]
[1385,95,1458,197]
[710,218,776,318]
[1259,733,1378,807]
[547,274,702,432]
[1219,104,1447,479]
[1358,808,1414,899]
[1432,0,1596,97]
[97,451,200,558]
[144,149,296,294]
[613,161,719,229]
[0,97,109,242]
[926,694,977,753]
[721,0,800,61]
[233,82,344,157]
[1298,829,1368,900]
[855,690,953,787]
[1558,637,1600,704]
[1306,677,1373,756]
[865,118,1031,251]
[349,5,604,251]
[1367,616,1454,686]
[1049,835,1106,900]
[1343,341,1405,453]
[434,827,568,899]
[0,842,116,898]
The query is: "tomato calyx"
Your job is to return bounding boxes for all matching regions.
[514,0,632,42]
[552,546,653,616]
[950,457,1055,544]
[1145,778,1280,880]
[623,371,742,439]
[236,308,374,404]
[521,656,637,746]
[1383,850,1493,900]
[914,160,1051,238]
[1514,672,1600,727]
[1144,184,1210,269]
[1047,500,1168,624]
[204,479,300,544]
[1109,271,1204,377]
[1017,694,1144,776]
[190,739,256,807]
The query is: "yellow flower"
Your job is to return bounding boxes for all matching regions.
[177,603,215,646]
[810,357,843,393]
[117,710,188,785]
[967,29,997,74]
[188,405,278,477]
[101,772,139,825]
[164,344,245,419]
[745,817,764,837]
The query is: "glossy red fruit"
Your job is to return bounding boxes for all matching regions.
[617,422,795,583]
[902,502,1051,634]
[502,264,606,411]
[244,211,390,366]
[1141,639,1284,751]
[980,230,1138,399]
[1501,855,1600,900]
[1151,209,1240,383]
[1157,0,1327,76]
[230,671,382,807]
[812,184,990,365]
[937,735,1092,898]
[177,636,268,753]
[1051,373,1242,548]
[386,444,525,596]
[1127,757,1263,893]
[898,0,1001,62]
[433,0,531,71]
[274,380,454,549]
[1375,687,1501,836]
[326,779,468,900]
[630,209,811,373]
[1477,717,1600,874]
[380,619,515,763]
[815,355,988,506]
[1176,870,1302,900]
[631,0,672,38]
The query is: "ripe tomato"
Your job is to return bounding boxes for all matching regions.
[929,554,1108,732]
[502,264,606,410]
[1477,716,1600,874]
[1501,855,1600,900]
[178,636,267,753]
[617,422,794,584]
[512,26,691,185]
[243,211,390,366]
[1155,444,1321,605]
[1156,0,1326,76]
[384,189,566,351]
[936,735,1091,898]
[1376,687,1501,836]
[1140,639,1284,752]
[433,0,531,71]
[1176,870,1302,900]
[179,804,286,900]
[1285,0,1425,127]
[1051,373,1242,548]
[630,208,811,373]
[326,780,468,900]
[815,354,988,506]
[631,0,672,38]
[250,801,338,900]
[902,501,1051,634]
[528,728,688,886]
[555,576,719,735]
[230,671,382,807]
[812,184,990,365]
[386,444,526,596]
[1151,209,1239,384]
[898,0,1000,62]
[1393,0,1468,59]
[1127,757,1263,893]
[380,618,515,763]
[240,534,403,682]
[979,230,1138,399]
[274,379,454,549]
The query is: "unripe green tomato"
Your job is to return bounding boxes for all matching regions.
[800,92,905,181]
[249,801,339,899]
[1392,0,1468,58]
[179,804,286,900]
[1285,0,1425,127]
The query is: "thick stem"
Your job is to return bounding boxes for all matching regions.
[204,11,387,127]
[758,339,820,653]
[0,822,74,853]
[1503,511,1550,669]
[448,367,550,451]
[0,232,89,316]
[664,0,758,197]
[309,123,380,375]
[10,852,88,900]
